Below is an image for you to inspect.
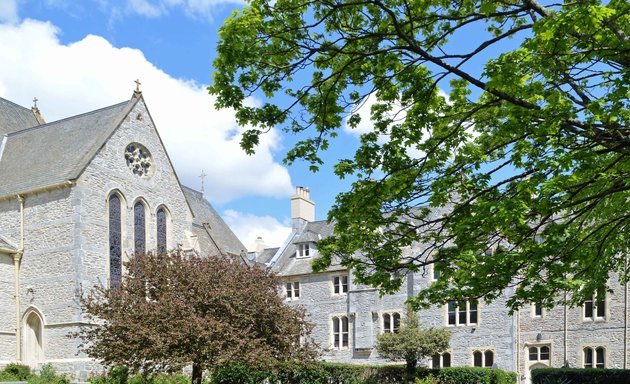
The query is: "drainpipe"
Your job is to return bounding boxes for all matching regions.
[563,292,568,366]
[14,194,25,362]
[625,278,628,368]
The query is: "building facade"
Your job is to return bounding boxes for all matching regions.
[255,187,630,384]
[0,92,245,379]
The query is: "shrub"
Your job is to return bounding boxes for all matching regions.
[3,363,31,381]
[531,368,630,384]
[28,364,70,384]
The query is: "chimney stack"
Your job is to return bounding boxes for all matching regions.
[291,186,315,231]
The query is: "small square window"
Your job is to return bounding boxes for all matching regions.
[285,281,300,300]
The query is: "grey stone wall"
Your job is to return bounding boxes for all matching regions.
[285,267,517,370]
[0,98,195,378]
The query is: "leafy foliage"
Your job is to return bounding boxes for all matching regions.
[208,362,516,384]
[0,363,69,384]
[531,368,630,384]
[376,305,450,380]
[77,251,316,384]
[210,0,630,310]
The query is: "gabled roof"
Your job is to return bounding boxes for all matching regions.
[271,220,347,276]
[0,99,135,197]
[182,186,246,257]
[0,97,39,135]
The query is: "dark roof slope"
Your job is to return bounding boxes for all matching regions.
[0,97,39,135]
[182,186,246,256]
[0,235,17,252]
[0,100,133,197]
[271,220,346,276]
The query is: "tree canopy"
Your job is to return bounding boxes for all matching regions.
[210,0,629,310]
[376,305,450,381]
[77,252,316,384]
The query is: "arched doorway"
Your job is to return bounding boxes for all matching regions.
[23,311,43,367]
[527,362,549,384]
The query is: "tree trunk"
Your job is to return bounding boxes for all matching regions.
[192,362,203,384]
[406,359,417,384]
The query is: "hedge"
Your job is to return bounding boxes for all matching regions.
[210,362,516,384]
[531,368,630,384]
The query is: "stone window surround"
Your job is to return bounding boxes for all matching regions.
[431,351,452,368]
[106,189,172,286]
[583,289,607,322]
[332,274,349,295]
[527,344,551,362]
[331,314,350,350]
[472,348,495,368]
[531,302,544,318]
[582,345,606,368]
[446,300,479,327]
[285,280,300,301]
[380,311,401,334]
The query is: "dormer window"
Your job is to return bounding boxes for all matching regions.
[296,243,313,258]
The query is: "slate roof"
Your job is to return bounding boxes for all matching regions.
[271,220,347,276]
[0,235,17,252]
[182,186,246,257]
[0,97,39,135]
[0,99,134,197]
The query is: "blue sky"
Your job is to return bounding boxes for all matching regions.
[0,0,365,248]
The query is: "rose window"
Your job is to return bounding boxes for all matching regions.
[124,143,153,177]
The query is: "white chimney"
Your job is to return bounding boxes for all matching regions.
[291,186,315,231]
[254,236,266,254]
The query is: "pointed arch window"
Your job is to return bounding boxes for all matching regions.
[23,311,43,366]
[157,207,167,253]
[109,194,122,289]
[134,201,146,255]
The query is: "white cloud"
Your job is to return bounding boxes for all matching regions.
[0,0,18,23]
[0,19,294,203]
[222,209,291,250]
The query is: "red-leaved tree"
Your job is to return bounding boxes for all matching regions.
[77,251,317,384]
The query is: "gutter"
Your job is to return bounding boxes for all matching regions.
[0,180,75,202]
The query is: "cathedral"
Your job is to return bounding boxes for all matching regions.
[0,90,244,380]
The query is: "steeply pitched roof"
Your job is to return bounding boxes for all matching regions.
[271,220,347,276]
[0,99,134,197]
[0,97,39,135]
[182,186,246,257]
[0,235,17,252]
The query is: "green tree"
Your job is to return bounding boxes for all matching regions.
[77,252,317,384]
[376,305,450,382]
[210,0,629,310]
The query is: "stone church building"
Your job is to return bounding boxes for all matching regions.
[0,88,627,384]
[0,90,244,379]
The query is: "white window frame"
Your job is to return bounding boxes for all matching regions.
[528,345,551,362]
[333,274,349,295]
[431,351,452,368]
[583,346,606,368]
[583,289,606,321]
[381,311,401,334]
[472,349,494,368]
[447,300,478,326]
[532,302,544,318]
[296,243,311,258]
[331,315,349,350]
[285,281,300,301]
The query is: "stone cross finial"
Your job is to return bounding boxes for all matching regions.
[199,170,207,195]
[134,79,141,92]
[32,97,38,108]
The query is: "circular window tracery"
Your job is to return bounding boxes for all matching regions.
[124,143,153,177]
